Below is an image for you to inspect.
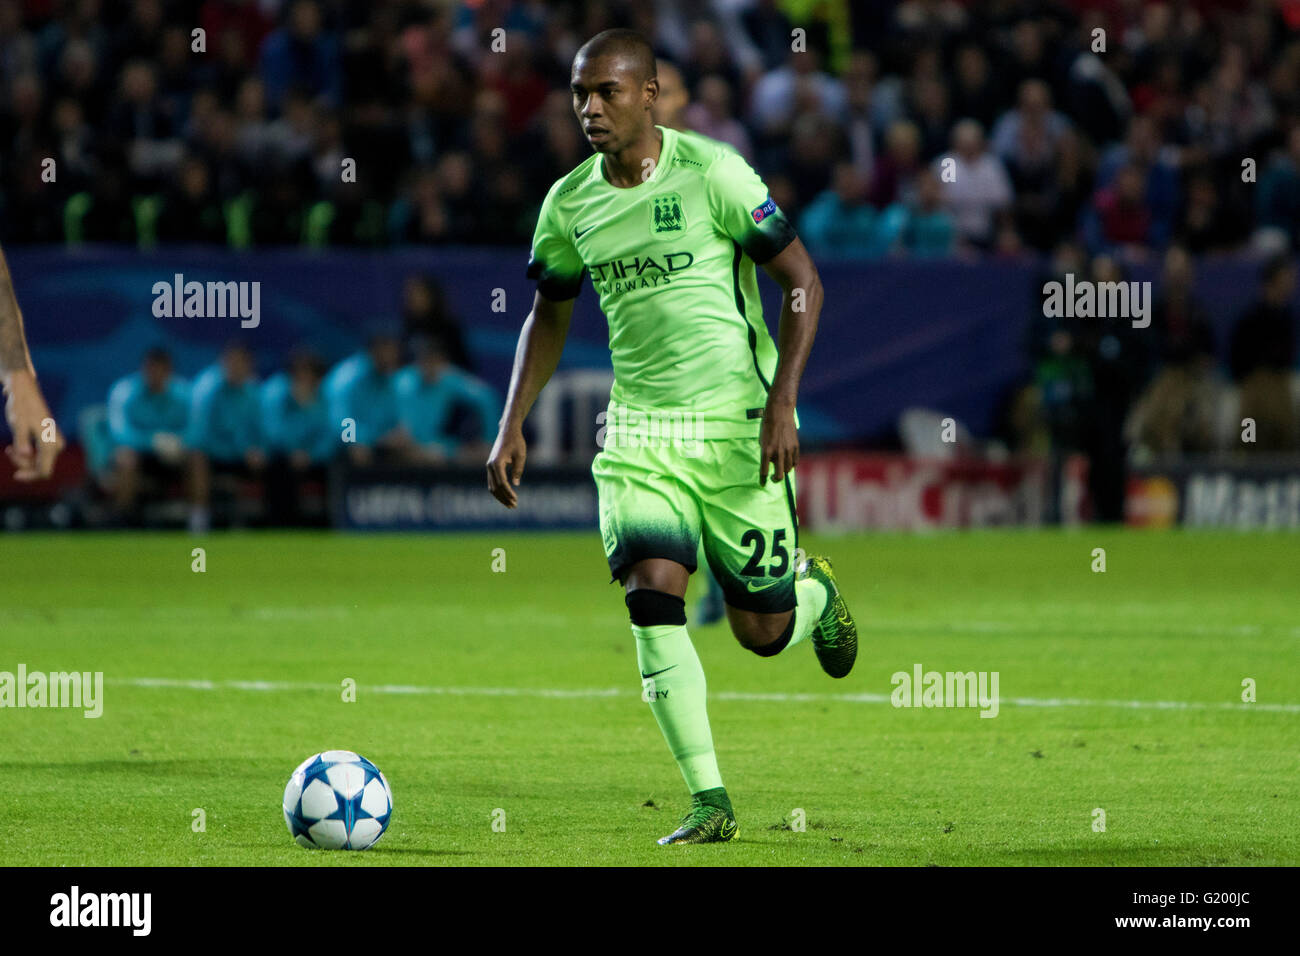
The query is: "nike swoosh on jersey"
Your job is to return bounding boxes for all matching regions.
[640,665,677,679]
[745,579,779,592]
[574,224,595,239]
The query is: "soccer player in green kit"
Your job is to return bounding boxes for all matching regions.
[486,29,857,845]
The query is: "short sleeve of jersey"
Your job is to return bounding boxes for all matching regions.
[705,148,798,265]
[526,182,587,301]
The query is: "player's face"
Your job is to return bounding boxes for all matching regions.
[571,54,655,153]
[143,359,171,392]
[221,350,253,385]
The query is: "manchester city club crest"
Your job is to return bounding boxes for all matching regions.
[651,193,685,234]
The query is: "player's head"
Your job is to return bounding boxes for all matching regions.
[651,59,687,130]
[141,346,172,392]
[915,166,943,210]
[219,341,254,386]
[1260,251,1297,301]
[288,349,326,400]
[571,29,658,153]
[366,329,403,375]
[412,333,449,380]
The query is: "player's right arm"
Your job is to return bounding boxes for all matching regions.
[488,178,585,509]
[486,291,574,509]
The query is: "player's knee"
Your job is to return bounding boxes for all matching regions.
[625,589,686,627]
[731,611,795,656]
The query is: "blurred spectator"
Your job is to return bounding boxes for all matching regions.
[1025,241,1093,462]
[1229,255,1299,451]
[1174,169,1248,254]
[261,349,332,524]
[154,154,226,244]
[1256,126,1300,252]
[869,119,922,209]
[936,119,1013,251]
[738,0,794,73]
[1076,255,1152,520]
[200,0,273,69]
[798,161,878,258]
[394,334,500,466]
[993,80,1073,251]
[949,43,1003,130]
[750,42,845,143]
[1126,247,1220,457]
[680,19,742,96]
[258,0,339,112]
[840,50,876,177]
[108,59,178,192]
[683,74,753,161]
[1094,116,1178,251]
[784,111,844,210]
[186,341,265,533]
[106,347,190,523]
[322,329,409,466]
[878,167,956,258]
[1084,161,1161,258]
[401,274,472,372]
[652,59,688,131]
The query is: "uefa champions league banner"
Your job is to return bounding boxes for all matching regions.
[333,456,1054,532]
[1127,459,1300,529]
[333,465,597,531]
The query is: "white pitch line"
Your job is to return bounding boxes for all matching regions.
[106,677,1300,713]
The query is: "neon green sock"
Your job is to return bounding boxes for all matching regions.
[633,622,722,795]
[788,577,829,649]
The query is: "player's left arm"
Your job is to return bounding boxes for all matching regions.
[759,236,823,487]
[0,244,63,481]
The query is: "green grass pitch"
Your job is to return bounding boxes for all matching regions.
[1,529,1296,866]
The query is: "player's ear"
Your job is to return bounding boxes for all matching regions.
[644,76,658,109]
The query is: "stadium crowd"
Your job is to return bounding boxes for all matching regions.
[2,0,1298,527]
[0,0,1296,257]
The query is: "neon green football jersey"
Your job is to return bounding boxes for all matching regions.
[526,126,798,438]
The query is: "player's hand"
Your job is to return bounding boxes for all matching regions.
[759,396,798,487]
[486,426,526,509]
[152,431,184,464]
[2,368,63,481]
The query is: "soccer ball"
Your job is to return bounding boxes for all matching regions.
[282,750,393,850]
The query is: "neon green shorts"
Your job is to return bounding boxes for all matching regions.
[591,435,799,613]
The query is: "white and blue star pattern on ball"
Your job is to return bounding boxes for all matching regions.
[282,750,393,850]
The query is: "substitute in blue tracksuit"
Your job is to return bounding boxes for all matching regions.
[187,342,265,532]
[105,347,190,521]
[322,331,409,465]
[261,351,334,524]
[394,333,500,464]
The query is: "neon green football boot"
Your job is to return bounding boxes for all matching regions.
[799,555,858,679]
[658,792,738,845]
